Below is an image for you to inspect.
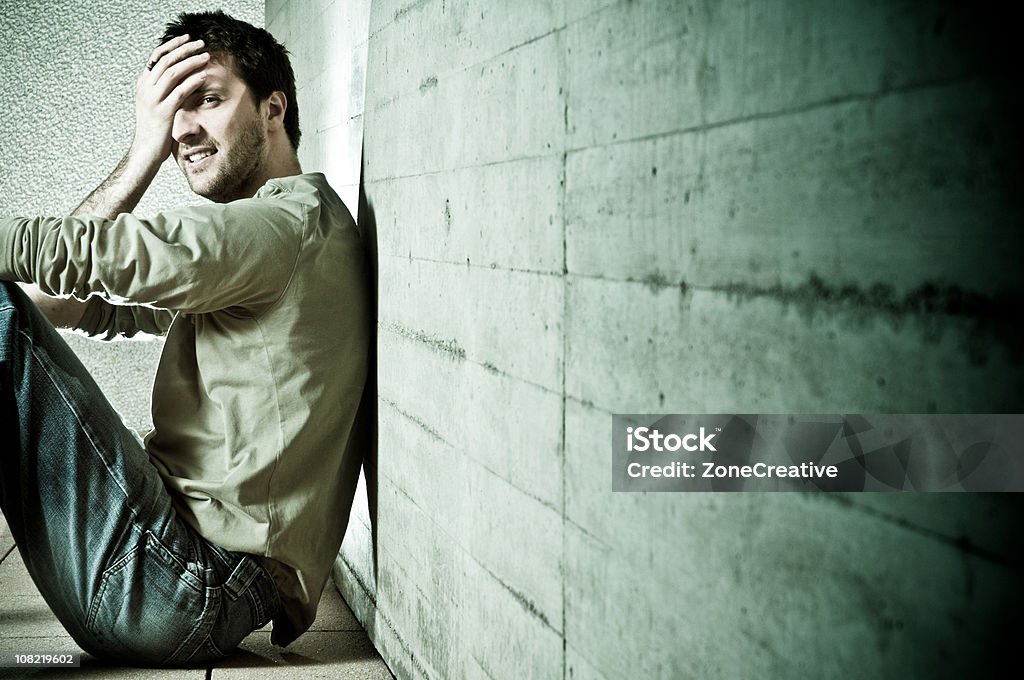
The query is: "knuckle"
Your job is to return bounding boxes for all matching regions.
[167,63,189,81]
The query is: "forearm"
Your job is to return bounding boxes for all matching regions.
[17,283,86,329]
[73,146,162,219]
[34,147,161,328]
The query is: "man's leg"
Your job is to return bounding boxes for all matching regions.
[0,282,277,665]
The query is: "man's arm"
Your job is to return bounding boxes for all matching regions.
[17,284,90,327]
[71,147,162,220]
[23,34,210,328]
[75,34,210,218]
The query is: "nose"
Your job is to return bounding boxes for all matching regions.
[172,108,201,144]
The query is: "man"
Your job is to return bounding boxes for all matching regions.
[0,11,369,666]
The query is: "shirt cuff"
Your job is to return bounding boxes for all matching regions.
[0,217,25,281]
[75,296,114,338]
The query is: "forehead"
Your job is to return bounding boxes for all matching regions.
[204,54,247,90]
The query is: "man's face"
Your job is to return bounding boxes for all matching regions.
[171,57,267,203]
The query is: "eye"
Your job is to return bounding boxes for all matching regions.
[200,95,219,106]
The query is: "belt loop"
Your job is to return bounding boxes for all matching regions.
[223,555,263,600]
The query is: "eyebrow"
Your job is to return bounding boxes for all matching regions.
[195,84,226,96]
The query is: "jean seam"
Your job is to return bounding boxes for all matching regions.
[18,328,143,522]
[85,538,144,630]
[166,585,222,666]
[143,530,205,593]
[154,524,223,666]
[249,584,265,626]
[202,633,230,662]
[255,558,280,624]
[0,301,15,363]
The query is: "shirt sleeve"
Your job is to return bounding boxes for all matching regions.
[76,296,175,340]
[0,190,308,314]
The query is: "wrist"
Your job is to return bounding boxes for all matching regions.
[126,138,169,177]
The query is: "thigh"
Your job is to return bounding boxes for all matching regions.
[0,283,179,658]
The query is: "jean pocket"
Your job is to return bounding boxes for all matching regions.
[204,544,277,654]
[86,530,220,666]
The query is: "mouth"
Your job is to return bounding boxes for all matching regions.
[182,148,217,169]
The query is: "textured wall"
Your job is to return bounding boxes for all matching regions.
[266,0,369,214]
[0,0,262,430]
[353,1,1020,678]
[275,0,1022,678]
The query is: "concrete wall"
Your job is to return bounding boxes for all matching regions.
[266,0,370,215]
[280,1,1023,678]
[0,0,263,431]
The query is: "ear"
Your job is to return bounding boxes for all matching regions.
[264,91,288,131]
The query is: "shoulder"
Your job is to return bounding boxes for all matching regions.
[178,174,337,237]
[256,173,342,211]
[259,173,357,237]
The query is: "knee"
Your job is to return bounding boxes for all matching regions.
[0,282,20,359]
[0,281,30,314]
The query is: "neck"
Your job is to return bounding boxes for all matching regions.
[262,146,303,182]
[222,132,302,202]
[230,148,300,202]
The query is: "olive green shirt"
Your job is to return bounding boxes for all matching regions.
[0,173,370,646]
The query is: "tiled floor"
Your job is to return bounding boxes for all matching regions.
[0,514,393,679]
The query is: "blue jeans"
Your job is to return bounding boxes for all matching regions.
[0,282,279,666]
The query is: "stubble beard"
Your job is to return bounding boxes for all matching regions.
[188,117,267,203]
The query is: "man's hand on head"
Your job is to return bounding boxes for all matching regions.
[131,34,211,165]
[73,36,209,218]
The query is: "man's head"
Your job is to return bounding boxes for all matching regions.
[162,11,300,150]
[161,12,301,202]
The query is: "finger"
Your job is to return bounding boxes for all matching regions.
[149,38,205,79]
[153,52,211,99]
[146,33,191,71]
[165,69,209,110]
[148,38,206,79]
